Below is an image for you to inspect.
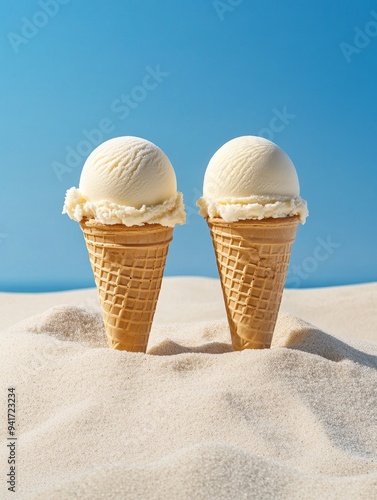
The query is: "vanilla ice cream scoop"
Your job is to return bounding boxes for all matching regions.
[197,136,308,223]
[63,136,185,227]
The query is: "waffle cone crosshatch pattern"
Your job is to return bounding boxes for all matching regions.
[80,219,173,352]
[208,216,299,350]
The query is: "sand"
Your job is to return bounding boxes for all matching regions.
[1,277,376,499]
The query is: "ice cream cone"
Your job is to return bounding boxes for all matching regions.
[80,219,173,352]
[207,216,299,350]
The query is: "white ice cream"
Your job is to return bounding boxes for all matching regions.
[63,136,186,227]
[197,136,308,223]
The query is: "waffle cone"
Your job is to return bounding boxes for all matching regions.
[207,216,299,350]
[80,219,173,353]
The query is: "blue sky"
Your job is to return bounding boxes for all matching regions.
[1,0,376,292]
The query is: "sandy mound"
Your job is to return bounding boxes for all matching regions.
[1,295,377,499]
